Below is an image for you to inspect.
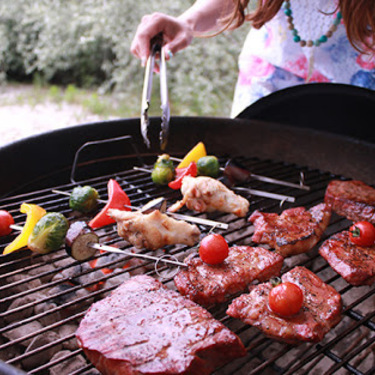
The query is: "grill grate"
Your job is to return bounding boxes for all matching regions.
[0,154,374,375]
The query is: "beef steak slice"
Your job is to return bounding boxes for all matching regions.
[76,275,246,375]
[227,266,342,345]
[174,246,283,306]
[325,180,375,224]
[319,230,375,286]
[249,203,331,257]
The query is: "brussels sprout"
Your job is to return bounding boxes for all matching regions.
[197,156,220,178]
[28,212,69,254]
[152,166,174,185]
[154,154,174,170]
[151,154,175,185]
[69,185,99,213]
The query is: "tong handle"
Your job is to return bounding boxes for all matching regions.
[158,38,170,151]
[150,33,163,55]
[142,34,163,105]
[141,33,170,150]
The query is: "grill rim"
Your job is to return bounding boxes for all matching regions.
[0,115,374,198]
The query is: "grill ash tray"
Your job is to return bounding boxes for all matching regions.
[0,154,374,375]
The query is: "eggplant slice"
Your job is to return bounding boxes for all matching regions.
[65,221,99,261]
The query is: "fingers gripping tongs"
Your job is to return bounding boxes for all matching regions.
[141,34,170,150]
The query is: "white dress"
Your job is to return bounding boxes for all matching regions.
[231,0,375,117]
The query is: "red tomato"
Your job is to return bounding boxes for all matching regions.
[199,234,229,265]
[0,210,15,237]
[268,281,304,317]
[349,221,375,247]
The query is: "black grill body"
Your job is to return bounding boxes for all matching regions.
[0,116,374,375]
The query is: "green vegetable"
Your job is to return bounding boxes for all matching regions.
[152,154,175,185]
[154,154,174,169]
[197,156,220,178]
[69,186,99,213]
[28,212,69,254]
[152,166,174,185]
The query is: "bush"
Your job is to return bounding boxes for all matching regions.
[0,0,250,116]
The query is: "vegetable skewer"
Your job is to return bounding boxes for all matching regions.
[3,204,69,255]
[90,243,187,268]
[52,189,229,230]
[134,166,296,203]
[52,189,107,205]
[6,218,187,269]
[170,157,310,191]
[3,203,47,254]
[65,220,187,267]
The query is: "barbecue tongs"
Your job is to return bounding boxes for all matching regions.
[141,34,170,150]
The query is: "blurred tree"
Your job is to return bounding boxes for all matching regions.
[0,0,249,116]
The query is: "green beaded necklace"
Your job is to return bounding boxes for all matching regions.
[283,0,343,47]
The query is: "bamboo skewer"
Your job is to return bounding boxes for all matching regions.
[7,217,187,269]
[89,242,187,268]
[169,156,310,191]
[134,166,296,203]
[52,189,228,230]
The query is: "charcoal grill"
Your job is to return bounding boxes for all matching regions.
[0,113,374,375]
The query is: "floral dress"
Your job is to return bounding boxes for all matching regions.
[231,0,375,117]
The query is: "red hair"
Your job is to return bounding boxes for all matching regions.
[222,0,375,54]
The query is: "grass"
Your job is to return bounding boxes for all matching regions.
[0,82,141,119]
[0,81,233,119]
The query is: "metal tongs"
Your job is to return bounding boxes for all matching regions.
[141,33,170,150]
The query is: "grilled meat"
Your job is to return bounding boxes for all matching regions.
[76,275,246,375]
[249,203,331,257]
[319,230,375,286]
[108,209,200,250]
[168,176,249,217]
[174,246,284,306]
[227,266,342,345]
[325,180,375,224]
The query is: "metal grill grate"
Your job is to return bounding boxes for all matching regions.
[0,154,374,375]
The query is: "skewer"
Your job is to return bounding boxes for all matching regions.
[169,157,310,191]
[52,189,108,204]
[126,198,228,230]
[7,221,187,268]
[9,224,24,232]
[134,166,296,203]
[89,242,187,268]
[52,189,228,230]
[233,187,295,203]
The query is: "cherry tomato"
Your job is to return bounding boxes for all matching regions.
[199,234,229,265]
[349,221,375,247]
[268,281,304,317]
[0,210,15,237]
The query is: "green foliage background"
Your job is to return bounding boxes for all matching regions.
[0,0,250,117]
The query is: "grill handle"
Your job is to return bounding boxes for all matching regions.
[70,135,144,184]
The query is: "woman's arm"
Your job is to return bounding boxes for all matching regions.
[130,0,236,63]
[178,0,236,35]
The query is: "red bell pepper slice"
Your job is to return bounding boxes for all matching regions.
[89,179,131,229]
[168,162,197,190]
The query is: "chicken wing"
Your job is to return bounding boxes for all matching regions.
[108,209,201,250]
[168,176,249,217]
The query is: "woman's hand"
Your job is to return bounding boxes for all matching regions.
[130,12,194,65]
[130,1,236,64]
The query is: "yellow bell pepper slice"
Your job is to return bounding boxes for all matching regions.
[3,203,46,255]
[177,142,207,169]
